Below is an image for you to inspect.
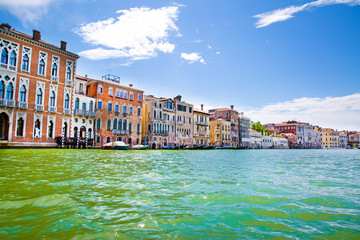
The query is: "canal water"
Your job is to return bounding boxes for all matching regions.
[0,149,359,239]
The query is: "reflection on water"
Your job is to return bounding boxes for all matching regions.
[0,149,360,239]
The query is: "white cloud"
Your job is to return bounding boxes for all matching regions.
[0,0,53,24]
[254,0,360,28]
[181,52,206,64]
[75,5,181,62]
[216,51,221,55]
[246,93,360,131]
[207,45,212,49]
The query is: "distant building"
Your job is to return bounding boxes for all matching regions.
[209,118,231,147]
[338,131,348,149]
[321,128,339,149]
[347,131,360,147]
[0,23,79,147]
[249,129,262,149]
[174,95,194,146]
[193,105,210,146]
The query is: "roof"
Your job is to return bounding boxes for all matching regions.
[79,75,144,93]
[193,108,211,115]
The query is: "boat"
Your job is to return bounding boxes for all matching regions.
[102,141,130,150]
[131,145,148,150]
[203,145,216,150]
[185,145,204,150]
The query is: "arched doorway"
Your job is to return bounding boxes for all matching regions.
[0,112,9,140]
[80,126,86,138]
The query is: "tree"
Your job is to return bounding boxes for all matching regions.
[251,121,269,135]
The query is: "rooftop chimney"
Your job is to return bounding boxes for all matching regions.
[129,84,133,87]
[201,104,204,111]
[85,74,88,79]
[33,30,41,41]
[230,105,234,110]
[0,23,11,31]
[60,41,67,51]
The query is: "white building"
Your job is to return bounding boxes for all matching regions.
[250,129,262,149]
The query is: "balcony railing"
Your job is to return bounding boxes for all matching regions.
[196,121,209,126]
[49,106,57,113]
[75,90,84,95]
[51,76,59,83]
[164,107,175,112]
[0,99,16,107]
[177,120,184,125]
[65,79,73,86]
[74,109,84,116]
[18,102,27,109]
[35,104,44,111]
[112,129,129,135]
[88,111,96,118]
[63,108,71,115]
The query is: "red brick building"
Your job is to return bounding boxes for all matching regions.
[80,75,144,147]
[0,23,78,147]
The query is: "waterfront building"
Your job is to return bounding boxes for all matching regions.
[272,136,289,149]
[239,112,251,147]
[261,136,273,149]
[83,74,143,147]
[0,23,78,147]
[249,129,262,149]
[279,132,297,148]
[209,118,231,147]
[142,95,175,148]
[338,131,348,149]
[347,131,360,147]
[321,128,339,149]
[193,104,210,146]
[174,95,194,146]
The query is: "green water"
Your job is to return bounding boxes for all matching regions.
[0,149,359,239]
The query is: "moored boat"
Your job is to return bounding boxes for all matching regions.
[102,141,130,150]
[131,145,148,150]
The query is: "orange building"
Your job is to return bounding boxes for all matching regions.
[0,23,78,147]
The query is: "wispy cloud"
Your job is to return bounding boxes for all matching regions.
[0,0,53,24]
[254,0,360,28]
[246,93,360,131]
[181,52,206,64]
[75,5,181,62]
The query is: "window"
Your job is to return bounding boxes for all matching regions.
[159,111,162,119]
[34,119,41,138]
[16,117,24,137]
[123,119,127,130]
[48,120,54,138]
[64,94,70,109]
[89,101,93,111]
[82,102,86,111]
[138,93,142,102]
[115,103,119,114]
[129,106,133,115]
[19,85,26,102]
[6,83,13,100]
[137,107,141,116]
[109,87,113,96]
[153,110,157,118]
[115,89,120,97]
[137,123,140,133]
[107,119,111,130]
[108,102,112,111]
[120,90,124,98]
[75,98,79,110]
[113,118,117,129]
[21,47,31,72]
[66,61,73,80]
[98,100,102,110]
[96,118,101,130]
[123,105,127,114]
[49,91,55,107]
[118,119,122,130]
[38,52,47,76]
[129,92,133,100]
[79,83,83,91]
[36,88,43,105]
[189,107,192,113]
[124,91,128,99]
[129,122,132,133]
[9,51,16,67]
[51,57,59,76]
[98,84,103,94]
[1,49,8,64]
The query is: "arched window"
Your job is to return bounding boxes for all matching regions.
[75,98,80,110]
[98,84,103,94]
[48,120,54,138]
[137,107,141,116]
[51,63,58,76]
[123,105,127,114]
[0,81,5,98]
[118,119,122,130]
[129,105,133,115]
[137,123,141,133]
[9,51,16,66]
[115,103,119,113]
[108,87,113,96]
[74,127,78,137]
[159,111,162,119]
[115,89,120,97]
[34,119,41,138]
[50,91,55,107]
[66,67,72,80]
[64,94,70,109]
[129,121,132,133]
[113,118,117,129]
[97,100,102,110]
[153,110,157,118]
[96,118,101,129]
[38,59,45,75]
[153,123,156,132]
[19,85,26,102]
[1,49,8,64]
[107,119,111,130]
[22,54,29,71]
[16,117,24,137]
[89,101,93,111]
[129,92,133,100]
[123,119,127,131]
[107,101,112,111]
[5,83,13,100]
[123,91,128,99]
[120,90,124,98]
[138,93,141,102]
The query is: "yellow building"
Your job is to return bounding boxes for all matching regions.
[209,118,231,147]
[193,105,210,146]
[321,128,339,148]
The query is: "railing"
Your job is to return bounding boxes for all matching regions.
[51,76,59,83]
[164,107,175,112]
[177,120,184,125]
[35,104,44,111]
[63,108,71,115]
[65,79,73,86]
[49,106,57,113]
[74,109,84,116]
[112,129,129,135]
[0,99,15,107]
[88,111,96,118]
[75,90,84,95]
[196,121,209,126]
[0,63,7,69]
[18,102,27,109]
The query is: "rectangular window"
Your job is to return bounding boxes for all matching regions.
[189,107,192,113]
[98,101,102,110]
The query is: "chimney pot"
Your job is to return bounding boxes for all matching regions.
[60,41,67,51]
[201,104,204,111]
[33,30,41,41]
[129,84,133,87]
[85,74,88,79]
[230,105,234,110]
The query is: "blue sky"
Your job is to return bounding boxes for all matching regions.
[1,0,360,130]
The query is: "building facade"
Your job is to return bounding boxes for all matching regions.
[0,24,78,147]
[174,95,194,146]
[209,118,231,147]
[193,105,210,146]
[321,128,339,149]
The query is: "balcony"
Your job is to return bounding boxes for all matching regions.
[65,79,73,86]
[51,76,59,83]
[88,111,96,118]
[114,111,120,116]
[35,104,44,111]
[63,108,71,115]
[122,112,128,117]
[196,121,209,126]
[177,120,184,125]
[112,129,129,135]
[49,106,57,113]
[75,90,84,95]
[18,102,27,109]
[0,99,16,107]
[74,109,84,116]
[164,107,175,112]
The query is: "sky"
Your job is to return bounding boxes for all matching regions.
[1,0,359,131]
